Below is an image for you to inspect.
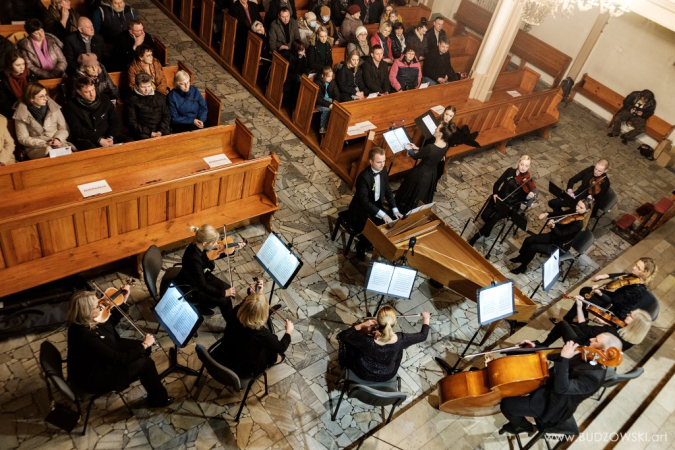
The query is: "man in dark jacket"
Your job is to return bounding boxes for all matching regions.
[63,17,109,75]
[266,0,297,28]
[352,0,383,25]
[608,89,657,144]
[268,7,300,59]
[361,45,390,95]
[111,19,154,72]
[92,0,137,43]
[548,158,610,215]
[500,335,621,434]
[125,72,171,140]
[347,147,403,259]
[422,37,458,86]
[425,16,447,52]
[63,76,129,150]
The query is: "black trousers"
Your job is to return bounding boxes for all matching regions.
[474,199,509,239]
[541,321,586,347]
[126,352,168,406]
[501,390,546,429]
[515,233,558,269]
[191,274,232,317]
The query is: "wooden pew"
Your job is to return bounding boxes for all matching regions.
[398,4,432,27]
[453,0,571,87]
[221,13,237,67]
[490,67,540,102]
[265,52,289,111]
[448,34,481,74]
[509,88,561,139]
[242,30,263,86]
[0,24,27,42]
[569,74,674,144]
[199,0,215,47]
[0,123,279,298]
[293,75,319,135]
[332,46,345,65]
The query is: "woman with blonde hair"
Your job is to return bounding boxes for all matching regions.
[66,289,173,407]
[211,279,294,375]
[338,306,430,382]
[335,50,368,102]
[370,21,393,64]
[174,224,245,316]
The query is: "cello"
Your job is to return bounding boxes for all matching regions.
[437,345,623,417]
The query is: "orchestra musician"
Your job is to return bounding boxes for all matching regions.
[66,289,173,407]
[211,279,293,373]
[509,198,592,274]
[468,155,537,247]
[548,159,609,215]
[555,257,658,324]
[338,306,430,382]
[346,147,403,260]
[499,335,622,434]
[174,225,245,316]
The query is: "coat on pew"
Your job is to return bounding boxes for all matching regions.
[13,98,73,160]
[43,5,80,41]
[125,88,171,140]
[63,31,108,75]
[63,92,122,150]
[0,114,16,165]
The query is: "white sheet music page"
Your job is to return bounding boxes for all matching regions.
[388,267,417,299]
[543,249,560,288]
[478,282,514,324]
[155,286,199,345]
[257,234,299,287]
[366,262,395,294]
[422,115,437,136]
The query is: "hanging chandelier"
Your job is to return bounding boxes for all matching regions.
[520,0,631,25]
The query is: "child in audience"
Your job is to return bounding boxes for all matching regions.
[314,66,339,134]
[127,44,169,95]
[389,47,421,91]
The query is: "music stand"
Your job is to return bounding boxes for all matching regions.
[531,249,560,298]
[549,181,575,208]
[414,110,440,140]
[153,282,203,378]
[450,280,515,373]
[363,261,417,317]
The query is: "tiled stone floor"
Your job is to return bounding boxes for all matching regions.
[1,1,674,449]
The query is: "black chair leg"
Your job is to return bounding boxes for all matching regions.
[385,401,401,424]
[331,217,343,241]
[118,392,133,415]
[81,399,96,435]
[235,378,257,422]
[193,365,206,389]
[262,372,269,396]
[331,383,349,421]
[345,233,355,255]
[562,260,575,282]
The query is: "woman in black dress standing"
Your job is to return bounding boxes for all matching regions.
[394,123,452,214]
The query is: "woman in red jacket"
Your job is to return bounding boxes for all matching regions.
[370,21,393,64]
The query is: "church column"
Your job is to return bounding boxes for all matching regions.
[567,12,610,81]
[469,0,524,102]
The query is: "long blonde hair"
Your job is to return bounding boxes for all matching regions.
[578,198,593,231]
[67,291,99,329]
[188,225,219,247]
[236,292,269,330]
[376,306,397,343]
[617,309,652,345]
[637,257,657,286]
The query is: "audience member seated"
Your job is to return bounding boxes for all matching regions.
[339,5,363,44]
[422,37,458,86]
[251,21,272,61]
[361,45,390,95]
[43,0,80,42]
[381,6,402,25]
[0,114,16,165]
[229,0,263,65]
[338,306,430,382]
[125,72,171,140]
[70,52,119,103]
[63,76,128,150]
[353,0,384,25]
[92,0,137,43]
[391,21,405,59]
[608,89,657,145]
[425,15,447,52]
[111,18,154,72]
[317,6,337,44]
[1,0,46,24]
[211,280,293,375]
[314,66,339,134]
[0,51,38,118]
[0,36,14,66]
[308,27,333,74]
[64,17,108,76]
[167,70,208,133]
[346,26,372,60]
[331,0,350,27]
[298,11,318,48]
[17,19,67,80]
[284,39,308,109]
[406,18,428,61]
[13,82,74,160]
[311,0,331,16]
[127,44,169,95]
[389,47,421,92]
[370,21,393,65]
[336,50,368,102]
[269,7,300,59]
[266,0,297,28]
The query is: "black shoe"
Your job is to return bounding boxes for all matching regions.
[510,265,527,274]
[607,132,616,137]
[621,135,628,145]
[468,233,480,247]
[198,306,214,316]
[271,304,283,312]
[549,317,559,325]
[499,422,534,435]
[509,256,522,263]
[150,396,175,408]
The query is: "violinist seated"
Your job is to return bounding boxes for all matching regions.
[337,306,430,382]
[548,159,609,216]
[510,198,592,275]
[174,225,246,317]
[556,257,658,325]
[211,279,294,374]
[468,155,537,247]
[538,297,652,351]
[66,289,174,408]
[499,335,622,435]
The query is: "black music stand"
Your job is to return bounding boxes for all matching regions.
[461,196,491,237]
[363,261,417,317]
[549,181,576,208]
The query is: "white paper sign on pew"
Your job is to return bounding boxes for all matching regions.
[203,154,232,168]
[78,180,112,198]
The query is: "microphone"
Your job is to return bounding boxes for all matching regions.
[409,237,417,257]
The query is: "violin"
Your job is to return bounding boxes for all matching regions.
[602,274,642,291]
[562,294,626,328]
[544,213,584,231]
[588,175,605,196]
[206,236,248,260]
[515,172,536,194]
[96,278,134,323]
[437,345,623,416]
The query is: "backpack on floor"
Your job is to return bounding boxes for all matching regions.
[638,144,655,161]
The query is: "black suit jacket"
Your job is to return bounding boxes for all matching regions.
[110,30,154,72]
[347,166,397,232]
[63,32,108,75]
[567,165,610,203]
[63,94,121,145]
[425,27,447,52]
[361,58,390,94]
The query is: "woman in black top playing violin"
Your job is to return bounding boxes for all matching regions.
[67,289,173,407]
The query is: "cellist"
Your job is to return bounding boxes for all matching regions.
[499,334,622,435]
[66,289,174,408]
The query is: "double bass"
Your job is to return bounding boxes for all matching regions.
[437,345,623,416]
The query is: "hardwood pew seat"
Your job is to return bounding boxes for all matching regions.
[489,67,540,102]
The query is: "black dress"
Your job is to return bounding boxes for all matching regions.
[562,281,650,323]
[395,142,448,214]
[338,324,429,382]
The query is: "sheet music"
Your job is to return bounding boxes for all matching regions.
[154,285,199,346]
[389,267,417,298]
[478,281,514,325]
[383,128,410,154]
[431,105,445,115]
[366,263,395,294]
[543,249,560,291]
[257,234,300,287]
[365,263,416,299]
[422,115,438,136]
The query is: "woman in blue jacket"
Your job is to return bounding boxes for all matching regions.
[167,70,208,133]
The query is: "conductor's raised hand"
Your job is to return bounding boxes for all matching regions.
[560,340,580,359]
[285,319,294,334]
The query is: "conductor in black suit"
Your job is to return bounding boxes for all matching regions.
[347,147,403,259]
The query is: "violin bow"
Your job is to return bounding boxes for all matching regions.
[501,175,534,202]
[90,280,149,339]
[223,222,234,292]
[462,344,525,359]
